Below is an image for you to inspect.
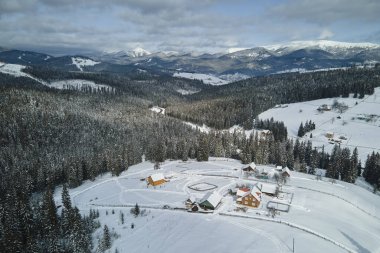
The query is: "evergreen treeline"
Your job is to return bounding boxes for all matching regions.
[255,118,288,141]
[0,183,98,252]
[22,66,208,105]
[363,152,380,190]
[167,68,379,129]
[297,120,316,137]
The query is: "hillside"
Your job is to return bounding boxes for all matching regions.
[56,158,380,253]
[259,87,380,162]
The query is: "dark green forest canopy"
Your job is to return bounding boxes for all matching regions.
[166,68,380,129]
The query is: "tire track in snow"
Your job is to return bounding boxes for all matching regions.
[220,213,356,253]
[222,216,286,253]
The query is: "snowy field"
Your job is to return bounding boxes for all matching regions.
[173,72,228,86]
[71,57,100,71]
[0,62,49,85]
[259,87,380,162]
[0,62,112,92]
[55,158,380,253]
[49,79,113,91]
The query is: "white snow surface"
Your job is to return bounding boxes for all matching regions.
[71,57,100,71]
[259,87,380,162]
[176,89,200,95]
[150,106,165,115]
[276,67,349,74]
[130,47,151,57]
[0,62,49,85]
[183,122,212,133]
[0,62,114,92]
[49,79,113,91]
[173,72,228,86]
[54,158,380,253]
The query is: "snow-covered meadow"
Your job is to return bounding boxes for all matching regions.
[55,158,380,253]
[173,72,228,86]
[0,62,112,92]
[71,57,100,71]
[259,87,380,162]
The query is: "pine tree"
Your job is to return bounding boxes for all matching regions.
[130,203,140,217]
[197,134,209,161]
[297,123,304,137]
[100,225,111,251]
[341,148,351,182]
[120,211,124,225]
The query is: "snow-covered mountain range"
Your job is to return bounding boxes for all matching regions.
[1,40,379,78]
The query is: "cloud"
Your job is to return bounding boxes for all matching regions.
[0,0,37,16]
[268,0,380,25]
[0,0,379,55]
[319,28,334,40]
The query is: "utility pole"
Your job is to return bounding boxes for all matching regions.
[293,238,295,253]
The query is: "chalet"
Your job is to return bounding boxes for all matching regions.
[325,132,334,138]
[236,191,261,208]
[147,173,166,186]
[242,162,257,174]
[236,187,251,197]
[199,191,222,210]
[282,167,291,177]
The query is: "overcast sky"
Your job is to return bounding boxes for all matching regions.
[1,0,380,55]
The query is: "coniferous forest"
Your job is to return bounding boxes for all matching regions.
[1,66,380,252]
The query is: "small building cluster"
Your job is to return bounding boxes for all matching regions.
[235,182,279,208]
[317,104,331,112]
[242,164,291,180]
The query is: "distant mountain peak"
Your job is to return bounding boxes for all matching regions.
[101,47,151,58]
[263,40,380,52]
[130,47,151,57]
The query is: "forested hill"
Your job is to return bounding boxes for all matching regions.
[167,67,380,129]
[1,63,380,252]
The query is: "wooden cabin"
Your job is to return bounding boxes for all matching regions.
[236,191,261,208]
[147,173,166,186]
[325,132,334,138]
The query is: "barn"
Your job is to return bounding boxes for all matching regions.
[199,191,222,210]
[147,173,166,186]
